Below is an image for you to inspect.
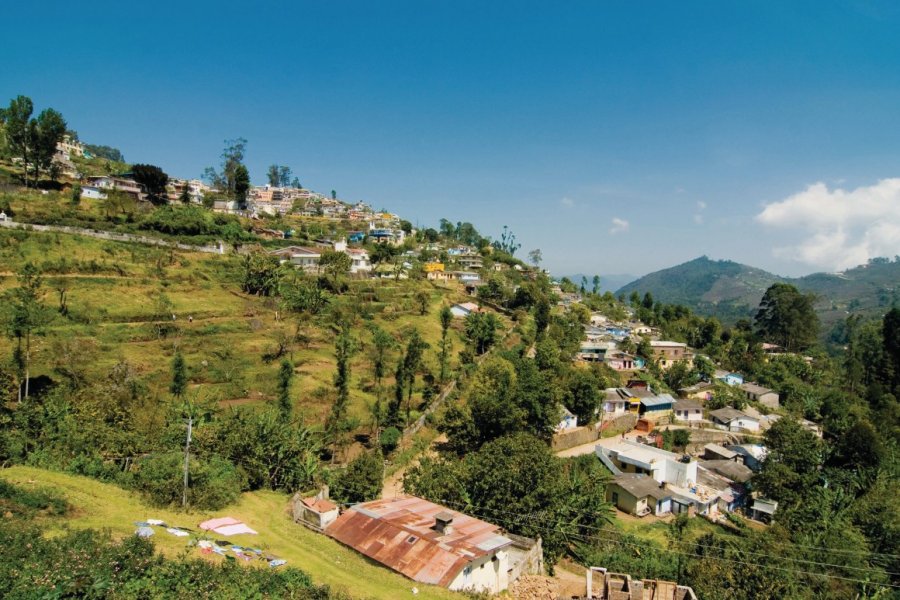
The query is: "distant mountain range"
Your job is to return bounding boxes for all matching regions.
[559,273,638,295]
[614,256,900,328]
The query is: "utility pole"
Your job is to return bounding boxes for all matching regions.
[182,414,192,508]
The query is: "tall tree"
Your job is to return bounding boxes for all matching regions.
[402,330,428,425]
[369,326,395,432]
[233,164,250,208]
[0,96,66,187]
[755,416,823,509]
[170,351,187,398]
[1,263,49,400]
[318,250,351,290]
[592,275,601,295]
[203,138,247,198]
[131,164,169,205]
[277,359,293,420]
[439,306,452,384]
[326,324,355,458]
[278,165,292,187]
[389,358,406,427]
[266,164,280,187]
[0,96,33,182]
[464,312,500,354]
[528,248,542,267]
[883,307,900,393]
[30,107,67,186]
[754,283,820,352]
[370,326,394,390]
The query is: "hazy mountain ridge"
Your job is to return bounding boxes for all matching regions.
[615,256,900,326]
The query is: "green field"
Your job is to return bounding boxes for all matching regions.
[0,465,462,600]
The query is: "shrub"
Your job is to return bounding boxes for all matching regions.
[140,205,218,236]
[379,427,402,454]
[0,522,342,598]
[0,480,69,517]
[132,451,241,510]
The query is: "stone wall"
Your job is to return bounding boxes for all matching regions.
[551,425,600,452]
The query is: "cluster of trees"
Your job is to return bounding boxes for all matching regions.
[0,95,67,187]
[405,434,612,565]
[140,204,250,241]
[203,138,251,208]
[267,163,301,188]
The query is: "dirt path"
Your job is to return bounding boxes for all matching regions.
[553,561,586,598]
[381,433,446,498]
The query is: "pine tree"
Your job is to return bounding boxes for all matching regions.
[277,358,293,420]
[170,351,187,398]
[439,306,452,384]
[326,324,355,458]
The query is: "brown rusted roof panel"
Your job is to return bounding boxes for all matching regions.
[326,495,512,587]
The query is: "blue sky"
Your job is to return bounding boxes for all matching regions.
[3,1,900,278]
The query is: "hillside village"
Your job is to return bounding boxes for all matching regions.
[0,94,898,600]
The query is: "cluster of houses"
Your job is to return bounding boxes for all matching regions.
[270,239,373,276]
[599,437,777,524]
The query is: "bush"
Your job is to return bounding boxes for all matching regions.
[0,522,343,599]
[0,479,69,517]
[379,427,402,454]
[140,205,218,236]
[132,451,241,510]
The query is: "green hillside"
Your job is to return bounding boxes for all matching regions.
[616,255,900,327]
[615,256,783,321]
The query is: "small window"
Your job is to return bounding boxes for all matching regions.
[406,535,418,544]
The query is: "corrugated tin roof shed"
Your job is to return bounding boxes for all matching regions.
[640,394,675,409]
[326,496,512,588]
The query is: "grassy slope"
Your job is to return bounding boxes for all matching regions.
[0,465,461,600]
[0,226,488,428]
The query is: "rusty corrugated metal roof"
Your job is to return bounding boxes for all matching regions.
[325,495,512,587]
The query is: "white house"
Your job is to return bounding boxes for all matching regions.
[597,440,698,488]
[346,248,372,275]
[270,246,322,272]
[673,399,703,423]
[709,408,760,432]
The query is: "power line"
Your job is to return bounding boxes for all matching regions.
[431,499,900,590]
[377,469,900,561]
[323,483,899,586]
[424,496,900,579]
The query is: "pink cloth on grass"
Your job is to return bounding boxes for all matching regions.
[199,517,241,531]
[213,523,258,536]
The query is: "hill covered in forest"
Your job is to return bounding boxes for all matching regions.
[616,255,900,327]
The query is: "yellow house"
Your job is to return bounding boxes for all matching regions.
[424,262,445,272]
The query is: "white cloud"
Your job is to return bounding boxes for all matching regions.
[755,178,900,270]
[693,200,707,224]
[560,197,575,208]
[609,217,629,235]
